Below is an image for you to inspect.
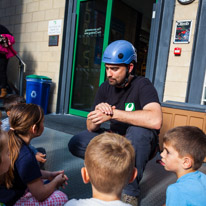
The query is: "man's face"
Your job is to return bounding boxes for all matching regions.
[105,64,127,86]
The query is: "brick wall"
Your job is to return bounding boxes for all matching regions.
[0,0,66,112]
[163,0,199,102]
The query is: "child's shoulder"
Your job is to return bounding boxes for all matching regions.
[16,142,36,163]
[64,198,132,206]
[167,171,206,195]
[64,198,89,206]
[183,171,206,181]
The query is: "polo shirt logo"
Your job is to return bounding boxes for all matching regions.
[125,103,135,111]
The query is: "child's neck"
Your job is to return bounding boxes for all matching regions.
[177,168,196,179]
[92,186,120,202]
[18,134,31,145]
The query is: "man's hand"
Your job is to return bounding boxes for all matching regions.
[35,152,46,163]
[87,103,115,132]
[95,103,115,115]
[87,109,112,125]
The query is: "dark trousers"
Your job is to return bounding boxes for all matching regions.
[0,53,8,88]
[68,126,158,197]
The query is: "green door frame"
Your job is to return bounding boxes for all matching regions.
[68,0,113,117]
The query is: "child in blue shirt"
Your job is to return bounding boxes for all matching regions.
[160,126,206,206]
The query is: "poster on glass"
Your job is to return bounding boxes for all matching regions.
[174,20,192,43]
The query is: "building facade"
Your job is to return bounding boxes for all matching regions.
[0,0,205,118]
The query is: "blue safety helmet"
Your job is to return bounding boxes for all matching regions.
[102,40,137,64]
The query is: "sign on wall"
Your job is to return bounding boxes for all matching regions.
[48,20,62,35]
[174,20,192,44]
[48,35,59,46]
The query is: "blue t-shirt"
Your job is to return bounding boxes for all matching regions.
[166,171,206,206]
[0,141,42,206]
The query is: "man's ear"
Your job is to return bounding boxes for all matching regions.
[182,156,193,169]
[81,167,90,184]
[128,63,134,74]
[129,167,138,183]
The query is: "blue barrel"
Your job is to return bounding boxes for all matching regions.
[26,75,52,114]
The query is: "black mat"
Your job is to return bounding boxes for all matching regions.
[44,113,110,135]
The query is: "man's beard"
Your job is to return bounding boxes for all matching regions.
[107,78,125,87]
[107,77,117,86]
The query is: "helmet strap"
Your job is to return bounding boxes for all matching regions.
[118,65,130,88]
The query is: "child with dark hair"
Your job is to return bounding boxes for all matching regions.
[1,94,46,167]
[2,94,26,131]
[65,132,137,206]
[160,126,206,206]
[0,103,68,206]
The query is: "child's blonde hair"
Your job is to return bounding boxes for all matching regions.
[163,126,206,170]
[85,132,135,195]
[5,103,44,188]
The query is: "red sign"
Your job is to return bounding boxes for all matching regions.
[174,47,181,55]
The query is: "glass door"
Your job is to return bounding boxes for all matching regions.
[69,0,112,117]
[68,0,155,117]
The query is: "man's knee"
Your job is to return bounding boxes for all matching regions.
[68,130,98,159]
[68,134,82,157]
[68,132,89,158]
[126,126,155,143]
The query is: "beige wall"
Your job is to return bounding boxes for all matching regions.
[163,0,199,102]
[0,0,66,112]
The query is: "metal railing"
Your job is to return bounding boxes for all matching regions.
[15,54,26,96]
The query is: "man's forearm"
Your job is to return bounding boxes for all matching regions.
[112,103,162,130]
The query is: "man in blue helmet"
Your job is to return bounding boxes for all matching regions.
[68,40,162,206]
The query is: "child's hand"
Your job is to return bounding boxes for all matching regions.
[48,170,65,180]
[54,173,68,189]
[46,170,64,181]
[35,152,46,163]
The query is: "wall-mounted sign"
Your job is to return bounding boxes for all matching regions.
[174,47,182,56]
[48,35,59,46]
[174,20,192,44]
[48,20,62,35]
[177,0,195,5]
